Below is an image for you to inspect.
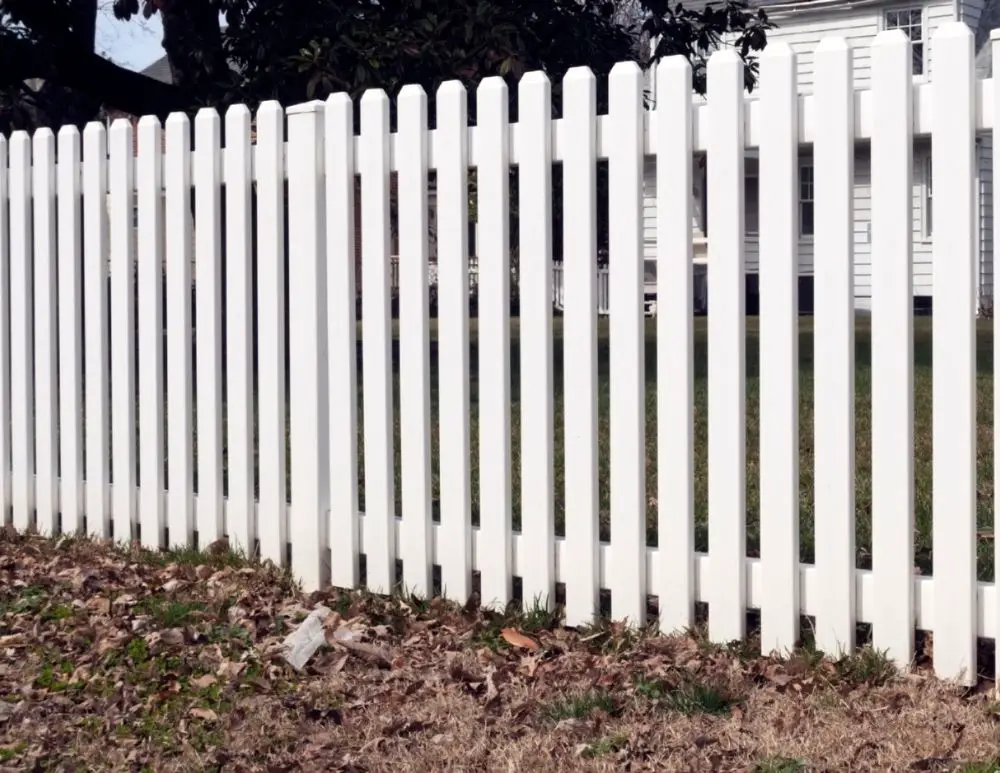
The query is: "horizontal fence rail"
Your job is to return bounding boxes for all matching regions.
[0,22,998,691]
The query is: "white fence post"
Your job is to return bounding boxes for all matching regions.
[561,67,600,629]
[993,27,1000,692]
[477,76,514,611]
[0,136,9,526]
[871,29,915,670]
[518,71,556,612]
[706,49,747,643]
[608,61,647,626]
[325,93,361,590]
[33,128,57,537]
[436,80,474,605]
[398,85,434,598]
[137,116,165,549]
[758,42,800,656]
[165,113,194,548]
[255,101,288,567]
[931,22,978,685]
[813,37,856,658]
[656,55,695,635]
[287,100,331,593]
[360,89,396,595]
[10,131,34,533]
[110,119,137,542]
[83,123,110,538]
[194,108,225,546]
[225,104,256,555]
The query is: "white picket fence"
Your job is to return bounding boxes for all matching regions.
[2,21,999,685]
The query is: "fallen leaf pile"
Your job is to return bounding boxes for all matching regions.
[1,528,999,771]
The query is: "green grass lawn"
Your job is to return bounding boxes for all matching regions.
[359,314,998,581]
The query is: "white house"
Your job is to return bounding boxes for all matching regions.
[643,0,1000,314]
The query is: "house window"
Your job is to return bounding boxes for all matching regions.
[885,9,924,75]
[800,164,815,237]
[745,157,759,235]
[924,156,933,237]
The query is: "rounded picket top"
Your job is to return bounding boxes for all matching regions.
[137,114,162,131]
[32,126,55,143]
[360,88,390,106]
[816,36,850,55]
[610,60,643,78]
[165,111,191,131]
[760,39,794,61]
[226,103,252,121]
[109,117,132,140]
[478,75,508,95]
[57,122,81,141]
[256,100,284,121]
[656,54,692,76]
[195,106,221,122]
[933,19,974,41]
[399,83,428,100]
[707,47,742,67]
[872,28,910,48]
[564,65,596,84]
[436,78,467,98]
[520,70,550,87]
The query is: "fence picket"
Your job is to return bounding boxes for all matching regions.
[561,67,600,628]
[758,42,800,655]
[813,37,856,657]
[993,27,1000,693]
[608,62,647,625]
[255,102,288,566]
[165,113,194,548]
[656,56,695,634]
[110,120,137,542]
[435,81,473,605]
[0,136,8,526]
[360,90,396,595]
[33,129,57,537]
[195,109,225,546]
[398,85,434,598]
[706,49,747,643]
[10,132,33,532]
[518,71,556,612]
[137,117,165,549]
[287,101,330,593]
[931,22,977,685]
[477,77,513,610]
[225,105,255,555]
[325,93,360,589]
[870,29,915,669]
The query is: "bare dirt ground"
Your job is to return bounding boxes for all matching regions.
[2,528,1000,772]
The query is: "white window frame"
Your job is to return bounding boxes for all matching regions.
[882,7,927,78]
[923,155,933,240]
[799,163,815,239]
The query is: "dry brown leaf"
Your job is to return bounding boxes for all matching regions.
[189,707,218,721]
[190,674,217,689]
[500,628,539,652]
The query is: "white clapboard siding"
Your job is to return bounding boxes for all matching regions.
[225,105,256,555]
[137,117,165,549]
[608,63,647,626]
[870,29,916,670]
[518,72,556,612]
[33,129,57,537]
[706,50,748,643]
[561,67,601,629]
[813,38,857,657]
[758,42,800,656]
[397,85,434,598]
[435,81,473,605]
[195,109,224,546]
[360,90,396,595]
[656,56,695,635]
[110,120,137,542]
[931,23,978,686]
[287,101,330,593]
[477,77,514,611]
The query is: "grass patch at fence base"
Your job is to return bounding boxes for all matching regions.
[3,528,1000,772]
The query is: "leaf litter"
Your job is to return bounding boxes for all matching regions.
[0,529,999,771]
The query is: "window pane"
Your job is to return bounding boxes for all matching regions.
[745,174,759,234]
[801,202,814,236]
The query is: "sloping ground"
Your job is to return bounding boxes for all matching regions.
[1,529,999,772]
